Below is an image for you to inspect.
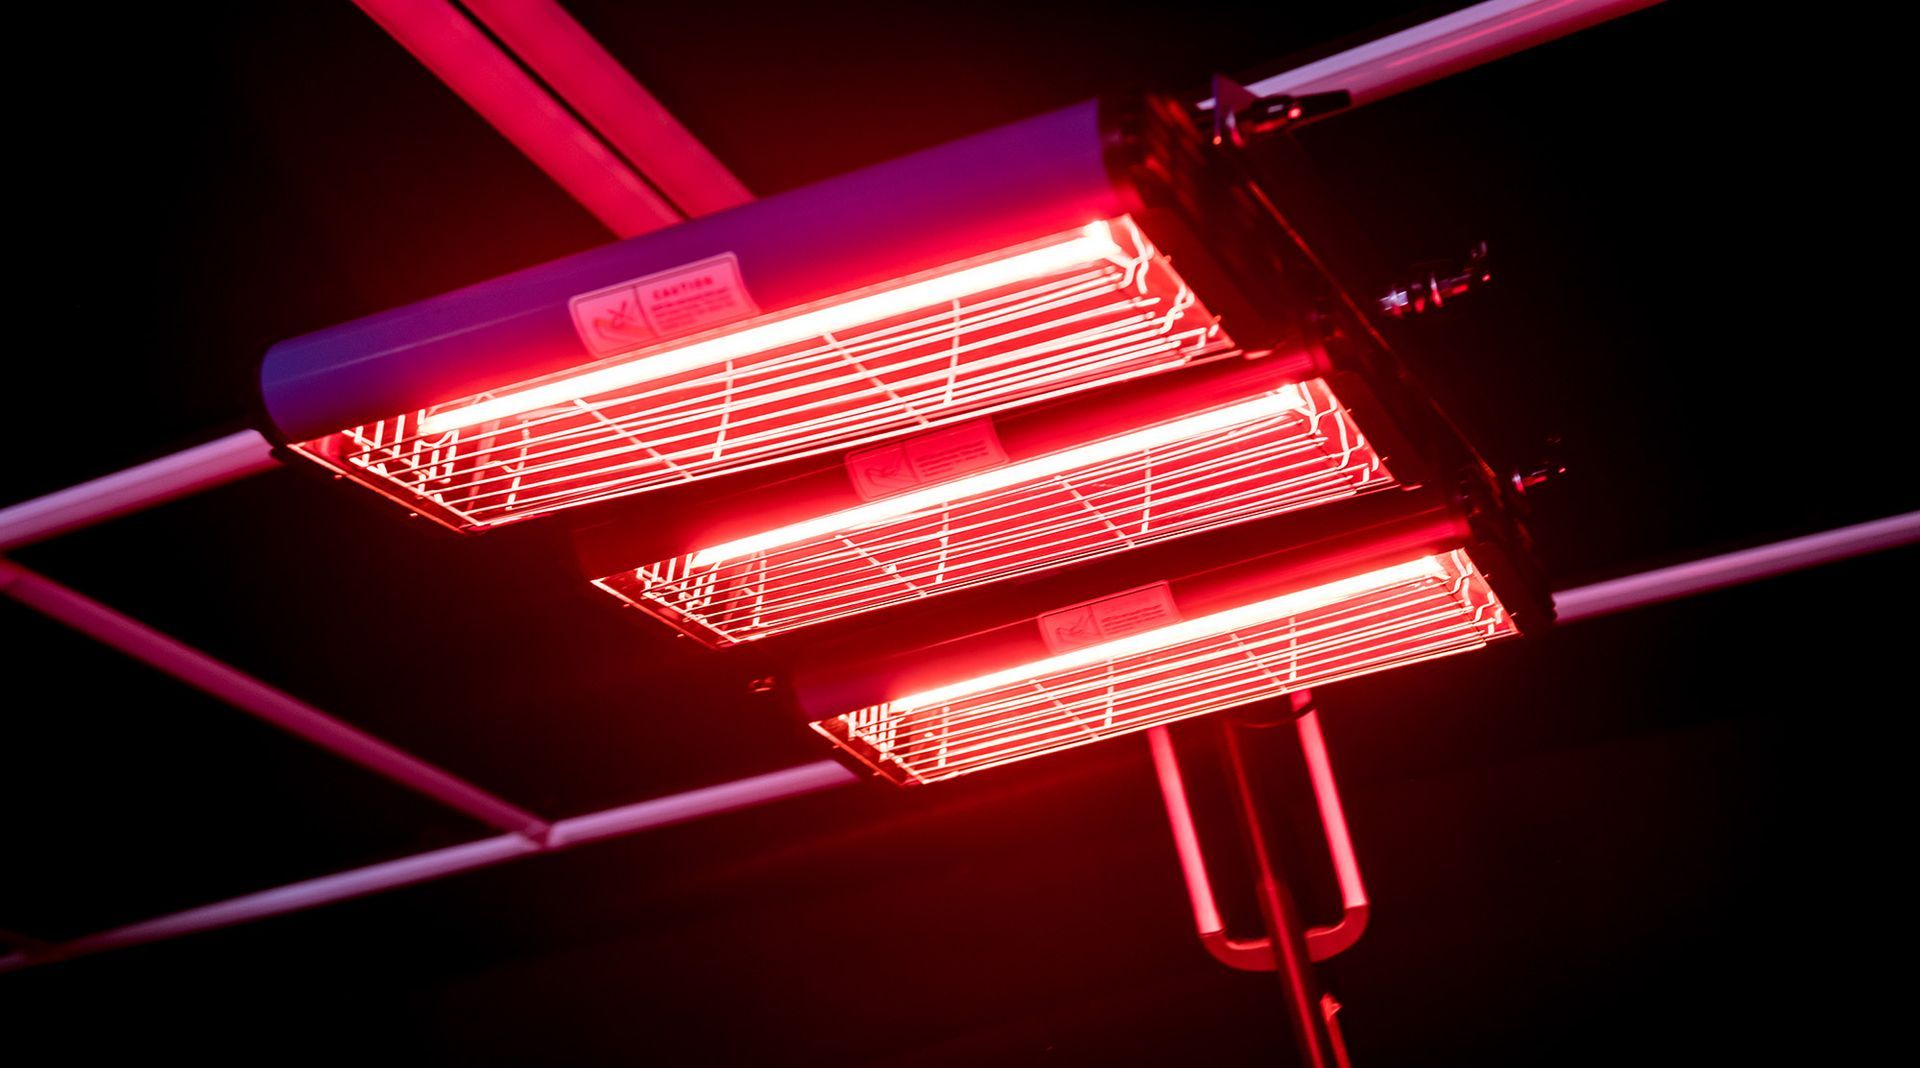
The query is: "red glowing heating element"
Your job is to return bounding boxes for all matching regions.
[596,379,1397,643]
[291,218,1236,530]
[812,551,1518,785]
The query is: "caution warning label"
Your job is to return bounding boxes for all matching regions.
[845,420,1009,501]
[1038,583,1183,654]
[570,254,759,356]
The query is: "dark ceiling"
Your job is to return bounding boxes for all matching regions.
[5,2,1913,1064]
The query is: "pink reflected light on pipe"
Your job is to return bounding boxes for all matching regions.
[0,430,278,553]
[1236,0,1664,108]
[460,0,752,216]
[1293,702,1369,959]
[352,0,679,237]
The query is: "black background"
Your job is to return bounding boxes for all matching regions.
[4,2,1914,1063]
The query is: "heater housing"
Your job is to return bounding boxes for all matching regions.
[260,96,1328,532]
[790,484,1549,786]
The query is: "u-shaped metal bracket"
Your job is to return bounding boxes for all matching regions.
[1148,691,1370,971]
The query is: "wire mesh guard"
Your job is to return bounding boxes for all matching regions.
[814,551,1518,785]
[293,217,1237,530]
[599,379,1397,643]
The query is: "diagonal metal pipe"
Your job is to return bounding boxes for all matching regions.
[0,761,856,973]
[352,0,680,237]
[0,559,550,839]
[1235,0,1664,107]
[460,0,752,216]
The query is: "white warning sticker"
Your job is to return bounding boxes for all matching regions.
[569,254,759,356]
[845,420,1010,501]
[1037,583,1183,654]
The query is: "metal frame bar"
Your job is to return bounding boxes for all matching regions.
[0,761,855,972]
[459,0,752,216]
[0,560,549,837]
[1552,510,1920,623]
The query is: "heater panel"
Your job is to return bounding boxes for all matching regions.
[813,551,1516,785]
[598,379,1395,643]
[291,218,1234,530]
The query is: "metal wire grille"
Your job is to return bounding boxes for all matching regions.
[293,217,1235,529]
[601,379,1396,643]
[814,551,1516,785]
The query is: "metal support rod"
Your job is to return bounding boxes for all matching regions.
[1234,0,1664,108]
[460,0,752,217]
[0,760,856,974]
[1551,510,1920,623]
[351,0,681,237]
[0,560,549,839]
[0,430,278,553]
[1223,716,1338,1068]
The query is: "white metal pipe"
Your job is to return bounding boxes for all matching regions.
[545,761,857,848]
[1238,0,1664,107]
[0,761,858,973]
[0,430,278,553]
[1552,510,1920,623]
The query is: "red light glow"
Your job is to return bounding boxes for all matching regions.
[293,217,1236,530]
[813,551,1517,785]
[597,379,1395,643]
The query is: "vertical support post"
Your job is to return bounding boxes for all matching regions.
[1223,713,1340,1067]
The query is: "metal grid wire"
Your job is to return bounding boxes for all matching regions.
[604,379,1397,643]
[297,219,1236,529]
[816,551,1516,785]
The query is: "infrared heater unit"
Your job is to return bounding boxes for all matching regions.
[578,359,1400,645]
[259,98,1325,532]
[791,488,1551,785]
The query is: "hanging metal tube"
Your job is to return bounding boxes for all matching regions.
[1294,702,1369,960]
[1147,724,1277,971]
